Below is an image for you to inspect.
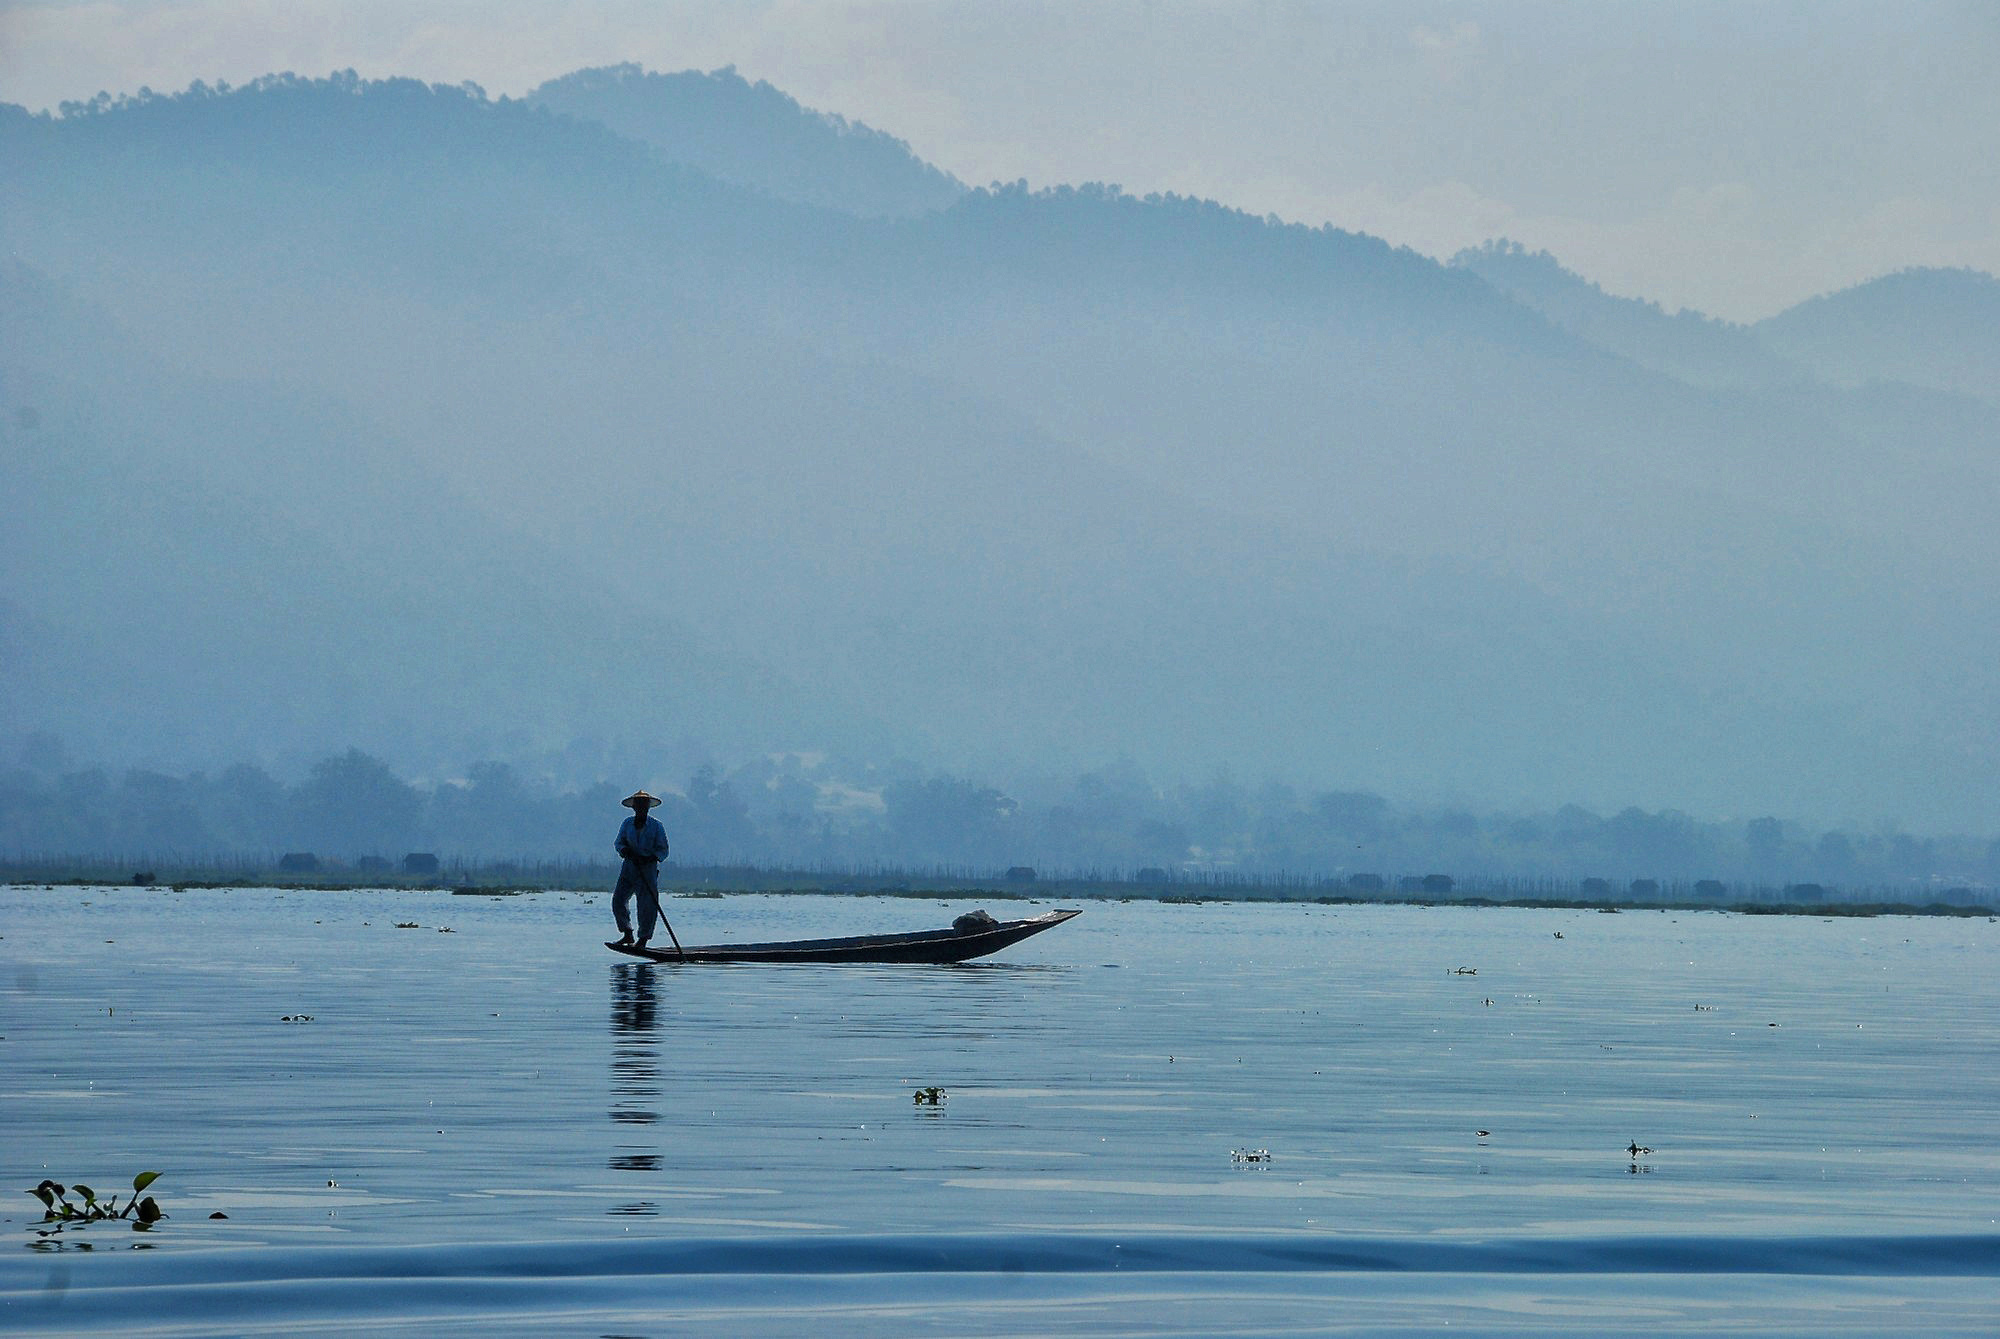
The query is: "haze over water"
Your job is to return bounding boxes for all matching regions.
[6,23,2000,834]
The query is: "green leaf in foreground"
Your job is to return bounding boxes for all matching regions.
[21,1172,169,1232]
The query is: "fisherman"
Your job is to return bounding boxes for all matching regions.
[612,790,671,950]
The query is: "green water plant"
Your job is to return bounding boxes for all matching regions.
[26,1172,165,1231]
[912,1086,946,1106]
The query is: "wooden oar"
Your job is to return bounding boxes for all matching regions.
[657,907,685,959]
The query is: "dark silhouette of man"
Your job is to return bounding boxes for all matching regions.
[612,790,670,949]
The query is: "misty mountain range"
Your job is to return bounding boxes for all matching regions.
[4,68,1997,835]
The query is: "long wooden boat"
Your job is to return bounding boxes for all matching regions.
[606,908,1081,964]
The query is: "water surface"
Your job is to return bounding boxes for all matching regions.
[3,887,1996,1333]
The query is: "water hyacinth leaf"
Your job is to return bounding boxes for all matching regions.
[137,1196,161,1223]
[75,1185,96,1204]
[133,1171,160,1193]
[28,1186,53,1209]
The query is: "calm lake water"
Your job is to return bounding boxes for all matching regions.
[3,886,1997,1335]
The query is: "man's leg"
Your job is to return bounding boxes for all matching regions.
[612,882,635,945]
[636,881,660,946]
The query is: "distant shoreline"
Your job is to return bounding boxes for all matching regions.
[3,865,1991,919]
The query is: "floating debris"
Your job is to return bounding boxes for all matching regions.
[1231,1148,1271,1163]
[1452,967,1478,975]
[1627,1141,1654,1157]
[279,1015,313,1024]
[912,1086,946,1106]
[393,922,420,929]
[1476,1129,1491,1139]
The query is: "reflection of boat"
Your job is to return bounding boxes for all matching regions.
[606,908,1082,964]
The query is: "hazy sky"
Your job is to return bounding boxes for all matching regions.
[4,0,1997,320]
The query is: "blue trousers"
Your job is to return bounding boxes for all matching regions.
[613,858,661,941]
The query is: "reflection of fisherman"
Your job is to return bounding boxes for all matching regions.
[611,790,671,950]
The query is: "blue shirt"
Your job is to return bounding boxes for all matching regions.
[615,814,670,864]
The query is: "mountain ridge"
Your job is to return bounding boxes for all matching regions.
[1756,265,2000,405]
[1450,239,1809,390]
[527,63,964,219]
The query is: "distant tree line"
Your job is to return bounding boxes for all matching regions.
[2,740,1996,895]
